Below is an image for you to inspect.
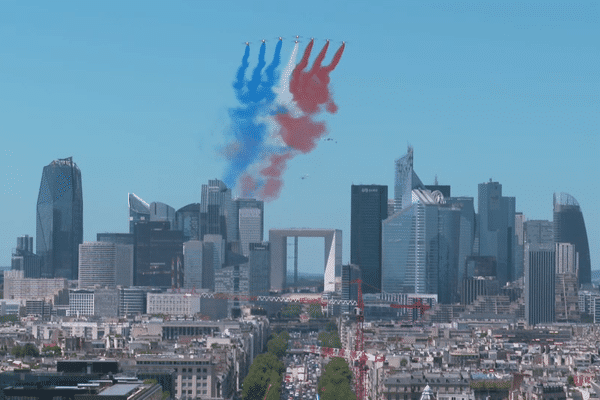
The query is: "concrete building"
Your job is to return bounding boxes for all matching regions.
[146,292,201,317]
[119,287,147,317]
[78,241,133,288]
[135,355,217,399]
[3,270,67,305]
[69,289,95,316]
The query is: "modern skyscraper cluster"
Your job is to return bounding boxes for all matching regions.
[6,152,593,323]
[351,146,593,319]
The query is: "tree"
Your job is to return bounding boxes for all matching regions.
[242,353,284,400]
[281,304,302,318]
[567,375,575,386]
[400,358,408,367]
[308,303,324,318]
[318,331,342,349]
[267,332,289,359]
[318,358,356,400]
[325,321,338,332]
[42,345,61,357]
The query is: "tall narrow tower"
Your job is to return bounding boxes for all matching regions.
[553,192,591,286]
[351,185,388,293]
[36,157,83,280]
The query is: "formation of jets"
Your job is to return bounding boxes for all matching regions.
[243,36,344,46]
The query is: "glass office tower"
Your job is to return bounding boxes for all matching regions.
[351,185,388,293]
[477,180,516,285]
[553,192,591,286]
[36,157,83,280]
[128,193,150,234]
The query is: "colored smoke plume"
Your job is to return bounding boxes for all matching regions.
[221,39,344,201]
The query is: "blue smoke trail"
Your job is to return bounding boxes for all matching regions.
[222,41,283,189]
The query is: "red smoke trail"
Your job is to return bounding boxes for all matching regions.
[239,173,258,198]
[252,39,344,201]
[275,39,345,154]
[259,152,292,200]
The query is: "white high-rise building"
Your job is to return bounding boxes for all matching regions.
[238,207,262,257]
[183,240,203,289]
[78,242,133,288]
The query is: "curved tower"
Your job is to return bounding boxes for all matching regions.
[553,192,591,286]
[36,157,83,280]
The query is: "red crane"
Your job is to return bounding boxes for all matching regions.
[351,279,366,400]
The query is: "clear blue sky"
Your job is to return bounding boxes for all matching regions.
[1,1,598,275]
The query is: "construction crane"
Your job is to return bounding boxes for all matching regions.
[187,287,430,400]
[351,279,367,400]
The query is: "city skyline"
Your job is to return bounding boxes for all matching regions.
[1,1,598,274]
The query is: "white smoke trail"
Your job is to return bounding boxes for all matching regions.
[274,41,299,109]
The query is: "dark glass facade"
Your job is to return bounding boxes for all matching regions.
[477,181,516,285]
[248,242,270,296]
[176,203,200,242]
[445,197,475,283]
[200,180,235,242]
[351,185,388,293]
[436,205,461,304]
[133,221,184,288]
[96,232,134,246]
[553,192,591,286]
[525,250,556,325]
[128,193,150,234]
[36,157,83,280]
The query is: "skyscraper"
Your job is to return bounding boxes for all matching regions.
[235,198,264,257]
[183,240,203,289]
[200,180,235,242]
[133,221,184,288]
[78,242,133,289]
[477,180,516,285]
[351,185,388,293]
[524,220,554,251]
[514,212,525,281]
[525,250,555,326]
[128,193,150,234]
[394,146,425,212]
[149,202,176,228]
[176,203,200,242]
[36,157,83,280]
[444,197,476,283]
[11,235,42,278]
[553,192,591,286]
[382,189,442,296]
[248,242,271,297]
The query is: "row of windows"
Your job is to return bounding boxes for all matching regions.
[180,368,208,373]
[137,360,210,366]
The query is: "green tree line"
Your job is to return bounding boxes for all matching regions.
[242,331,289,400]
[11,343,39,358]
[317,357,357,400]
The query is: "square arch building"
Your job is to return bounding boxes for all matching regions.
[269,229,342,292]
